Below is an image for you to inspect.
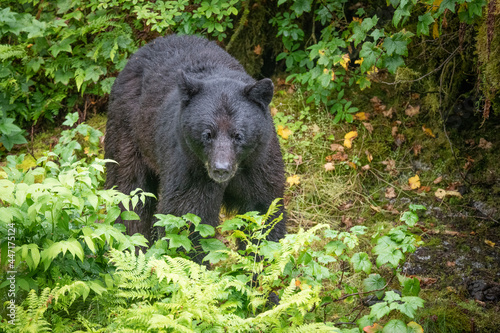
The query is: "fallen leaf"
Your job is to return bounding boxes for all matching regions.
[344,131,358,149]
[383,204,399,214]
[409,175,421,190]
[311,124,320,133]
[324,162,335,171]
[385,187,397,199]
[405,104,420,117]
[271,107,278,116]
[478,138,492,149]
[411,93,420,100]
[331,152,348,161]
[347,161,357,169]
[342,215,353,228]
[338,201,354,211]
[433,176,443,184]
[447,286,457,293]
[294,155,303,166]
[382,106,394,118]
[330,143,344,152]
[277,125,292,139]
[417,185,431,193]
[435,188,462,199]
[446,261,456,267]
[365,150,373,163]
[444,230,463,236]
[370,96,382,104]
[253,44,262,55]
[391,126,398,137]
[382,159,398,175]
[362,122,373,134]
[422,125,436,138]
[412,144,422,156]
[464,156,474,170]
[395,133,405,147]
[286,174,300,186]
[485,239,495,247]
[354,112,368,120]
[465,138,475,146]
[361,164,370,170]
[432,21,439,39]
[370,205,381,212]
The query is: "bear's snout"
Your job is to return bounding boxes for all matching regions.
[211,161,234,183]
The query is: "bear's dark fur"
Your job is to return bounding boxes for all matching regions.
[104,35,286,249]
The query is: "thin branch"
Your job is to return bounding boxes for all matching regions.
[379,46,460,85]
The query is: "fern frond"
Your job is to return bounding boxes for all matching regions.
[0,44,27,60]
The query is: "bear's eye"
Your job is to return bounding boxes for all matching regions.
[202,130,212,143]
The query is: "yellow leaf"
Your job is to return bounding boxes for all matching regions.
[319,49,325,56]
[354,112,367,121]
[343,131,358,149]
[347,161,357,169]
[422,125,435,138]
[365,150,373,162]
[277,125,292,139]
[485,239,495,247]
[323,68,329,74]
[367,66,379,75]
[355,58,364,65]
[353,17,362,23]
[434,188,462,199]
[286,174,300,186]
[409,175,421,190]
[339,54,350,70]
[432,22,440,39]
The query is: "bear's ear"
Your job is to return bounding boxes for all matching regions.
[244,78,274,107]
[178,70,202,100]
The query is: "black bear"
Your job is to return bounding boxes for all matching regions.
[104,35,286,251]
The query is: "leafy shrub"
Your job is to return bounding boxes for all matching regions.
[0,0,241,129]
[0,113,149,294]
[271,0,486,122]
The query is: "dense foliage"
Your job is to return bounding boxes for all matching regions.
[0,0,490,153]
[0,115,425,331]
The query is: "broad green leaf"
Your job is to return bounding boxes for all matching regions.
[382,320,407,333]
[401,211,418,226]
[184,213,201,226]
[402,277,421,296]
[219,217,246,232]
[121,210,140,221]
[164,234,191,252]
[363,274,386,299]
[195,223,215,237]
[409,204,426,211]
[49,38,73,57]
[417,13,434,36]
[370,302,390,320]
[351,252,372,274]
[200,238,227,252]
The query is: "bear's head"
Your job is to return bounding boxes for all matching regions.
[178,70,274,183]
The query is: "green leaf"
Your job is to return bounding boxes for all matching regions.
[184,213,201,226]
[203,250,228,264]
[195,223,215,237]
[382,320,407,333]
[401,211,418,226]
[383,55,405,74]
[417,13,434,36]
[219,217,246,232]
[363,274,386,299]
[154,214,187,230]
[164,234,191,252]
[409,204,426,212]
[121,211,140,220]
[291,0,312,15]
[84,65,104,83]
[370,302,390,320]
[49,38,73,57]
[200,238,227,252]
[260,241,281,260]
[351,252,372,274]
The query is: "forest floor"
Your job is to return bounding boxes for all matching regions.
[12,81,500,332]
